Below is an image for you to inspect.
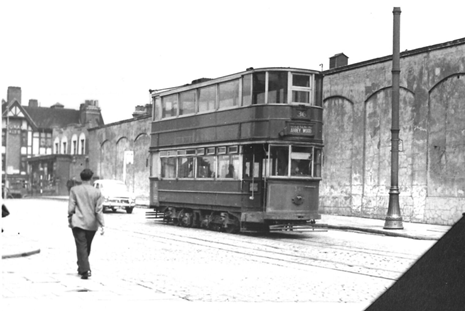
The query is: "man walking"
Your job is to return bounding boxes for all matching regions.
[68,169,105,279]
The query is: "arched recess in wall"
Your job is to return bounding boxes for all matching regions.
[116,136,131,185]
[321,95,355,214]
[428,73,465,198]
[100,140,113,179]
[364,86,415,214]
[53,137,60,154]
[133,133,150,196]
[61,136,68,154]
[71,134,78,155]
[78,133,86,155]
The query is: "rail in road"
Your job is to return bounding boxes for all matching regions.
[114,218,425,282]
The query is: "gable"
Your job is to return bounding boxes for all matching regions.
[2,100,38,130]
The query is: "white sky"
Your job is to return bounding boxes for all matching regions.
[1,0,464,124]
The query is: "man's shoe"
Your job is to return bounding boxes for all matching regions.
[81,271,91,279]
[78,270,91,277]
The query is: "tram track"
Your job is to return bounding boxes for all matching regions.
[110,222,416,281]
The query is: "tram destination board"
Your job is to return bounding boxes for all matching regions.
[284,122,314,136]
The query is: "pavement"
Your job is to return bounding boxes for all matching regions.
[2,196,451,260]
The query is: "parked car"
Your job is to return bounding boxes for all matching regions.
[93,180,136,214]
[2,186,22,199]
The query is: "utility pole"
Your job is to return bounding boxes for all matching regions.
[384,7,404,229]
[3,105,10,199]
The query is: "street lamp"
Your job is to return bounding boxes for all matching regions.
[384,7,404,229]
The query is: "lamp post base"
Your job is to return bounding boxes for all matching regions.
[384,215,404,229]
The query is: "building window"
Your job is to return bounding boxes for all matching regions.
[20,130,27,147]
[62,142,67,154]
[40,132,52,148]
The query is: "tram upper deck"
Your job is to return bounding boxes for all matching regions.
[150,67,323,149]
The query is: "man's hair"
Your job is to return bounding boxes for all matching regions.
[80,169,94,181]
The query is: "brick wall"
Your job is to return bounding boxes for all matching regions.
[88,117,151,204]
[321,39,465,225]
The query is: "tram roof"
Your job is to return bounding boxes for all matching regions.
[150,67,321,98]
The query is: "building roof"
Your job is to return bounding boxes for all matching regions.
[22,106,81,129]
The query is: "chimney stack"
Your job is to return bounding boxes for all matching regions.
[7,86,21,105]
[329,53,349,69]
[28,99,39,107]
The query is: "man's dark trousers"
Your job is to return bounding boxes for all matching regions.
[72,227,96,274]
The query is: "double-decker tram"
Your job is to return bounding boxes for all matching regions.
[149,67,323,233]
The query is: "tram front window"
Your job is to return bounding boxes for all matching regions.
[269,145,314,177]
[290,146,312,176]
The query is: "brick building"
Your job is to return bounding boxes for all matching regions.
[2,87,104,196]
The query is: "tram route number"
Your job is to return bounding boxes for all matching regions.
[285,123,314,136]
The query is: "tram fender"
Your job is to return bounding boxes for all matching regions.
[241,212,264,223]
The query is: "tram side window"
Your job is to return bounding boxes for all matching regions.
[243,153,252,178]
[313,148,322,177]
[270,146,289,176]
[162,94,178,118]
[218,154,239,179]
[161,157,176,178]
[197,155,216,178]
[290,146,312,176]
[150,153,159,177]
[267,71,287,104]
[154,98,162,121]
[198,85,216,113]
[179,90,196,116]
[218,80,239,109]
[252,72,266,104]
[178,157,194,178]
[242,74,252,106]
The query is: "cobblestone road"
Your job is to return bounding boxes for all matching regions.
[2,199,434,307]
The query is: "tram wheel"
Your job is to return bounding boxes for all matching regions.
[225,224,240,234]
[179,211,193,227]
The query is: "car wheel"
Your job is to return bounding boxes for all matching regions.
[125,207,134,214]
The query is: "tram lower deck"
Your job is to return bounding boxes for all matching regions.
[150,142,321,233]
